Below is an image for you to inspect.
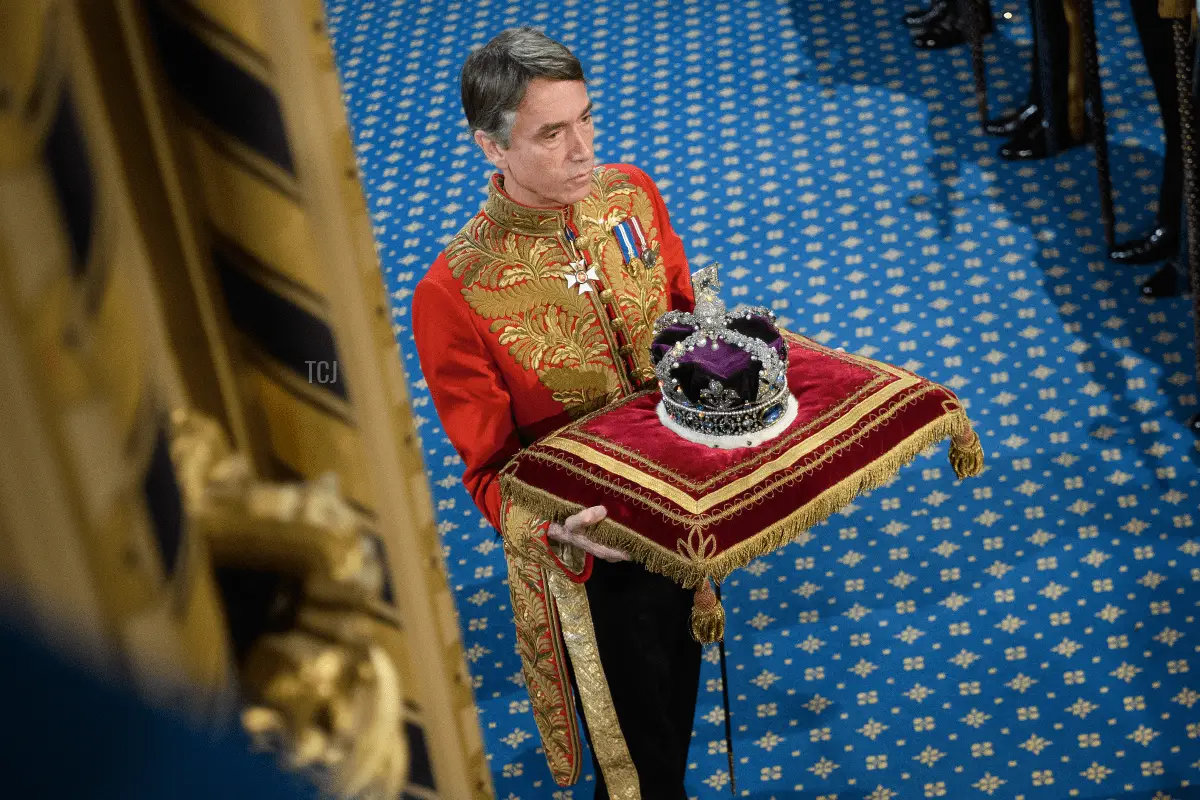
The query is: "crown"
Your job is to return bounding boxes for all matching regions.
[651,264,794,446]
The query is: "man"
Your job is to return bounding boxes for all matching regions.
[412,28,700,799]
[988,0,1087,161]
[1114,3,1194,294]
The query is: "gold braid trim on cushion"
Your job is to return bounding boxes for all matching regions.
[508,376,947,532]
[501,411,980,593]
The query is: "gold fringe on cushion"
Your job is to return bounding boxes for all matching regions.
[496,477,706,586]
[949,429,985,479]
[690,578,725,643]
[499,411,980,590]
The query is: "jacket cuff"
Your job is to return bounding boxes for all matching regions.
[537,521,594,583]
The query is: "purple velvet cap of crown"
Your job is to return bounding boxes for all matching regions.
[651,314,786,406]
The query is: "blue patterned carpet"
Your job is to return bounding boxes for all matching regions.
[326,0,1200,797]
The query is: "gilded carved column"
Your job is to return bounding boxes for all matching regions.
[0,0,491,797]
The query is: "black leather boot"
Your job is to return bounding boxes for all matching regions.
[1110,225,1179,265]
[998,115,1086,161]
[1139,261,1184,297]
[912,17,965,48]
[985,103,1040,137]
[904,0,949,27]
[999,120,1050,160]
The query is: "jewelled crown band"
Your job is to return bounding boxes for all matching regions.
[651,265,793,442]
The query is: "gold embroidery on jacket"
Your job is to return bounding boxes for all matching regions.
[580,171,670,380]
[446,168,667,417]
[448,216,566,290]
[546,569,641,799]
[501,502,584,786]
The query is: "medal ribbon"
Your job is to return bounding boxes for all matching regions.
[563,222,592,265]
[628,216,650,257]
[612,221,637,264]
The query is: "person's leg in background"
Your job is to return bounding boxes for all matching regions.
[1114,0,1189,269]
[1122,3,1196,296]
[1000,0,1088,160]
[989,17,1045,138]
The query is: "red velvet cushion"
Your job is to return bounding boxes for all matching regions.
[500,332,981,586]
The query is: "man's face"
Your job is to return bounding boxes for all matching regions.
[477,78,595,208]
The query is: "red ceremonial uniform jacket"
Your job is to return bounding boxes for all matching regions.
[413,163,693,786]
[413,163,694,538]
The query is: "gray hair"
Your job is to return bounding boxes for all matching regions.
[460,27,586,148]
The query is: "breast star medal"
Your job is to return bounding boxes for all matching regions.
[565,259,600,294]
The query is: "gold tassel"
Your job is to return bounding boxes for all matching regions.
[690,579,725,643]
[949,429,985,479]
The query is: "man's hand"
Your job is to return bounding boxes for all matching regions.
[546,505,630,562]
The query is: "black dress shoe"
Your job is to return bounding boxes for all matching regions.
[1109,226,1179,265]
[998,117,1086,161]
[904,0,948,27]
[999,121,1050,160]
[912,18,964,49]
[985,103,1040,137]
[1140,261,1183,297]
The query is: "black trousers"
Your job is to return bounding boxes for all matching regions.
[1131,0,1192,230]
[1024,0,1078,152]
[567,559,702,800]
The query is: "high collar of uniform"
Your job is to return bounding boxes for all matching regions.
[484,173,578,236]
